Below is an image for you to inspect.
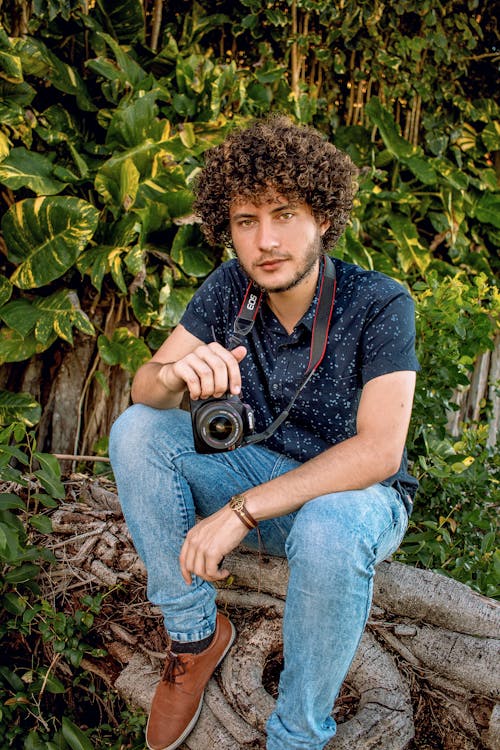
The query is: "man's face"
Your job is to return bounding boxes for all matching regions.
[229,195,330,293]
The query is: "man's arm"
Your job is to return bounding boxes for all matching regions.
[179,369,416,583]
[131,323,247,409]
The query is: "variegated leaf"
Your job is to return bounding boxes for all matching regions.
[3,197,100,289]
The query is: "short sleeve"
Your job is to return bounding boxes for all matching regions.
[179,261,247,346]
[360,288,420,384]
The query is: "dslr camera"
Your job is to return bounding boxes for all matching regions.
[190,394,255,453]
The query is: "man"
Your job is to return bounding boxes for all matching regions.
[109,115,419,750]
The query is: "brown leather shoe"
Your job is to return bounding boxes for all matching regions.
[146,612,236,750]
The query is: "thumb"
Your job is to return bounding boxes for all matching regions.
[231,345,247,362]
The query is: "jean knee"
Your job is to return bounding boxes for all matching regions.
[286,496,372,573]
[109,404,150,461]
[109,405,190,467]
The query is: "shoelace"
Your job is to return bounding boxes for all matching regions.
[161,651,187,684]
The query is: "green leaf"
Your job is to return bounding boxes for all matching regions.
[0,390,41,426]
[98,31,148,85]
[24,731,50,750]
[0,276,12,308]
[106,90,161,149]
[481,121,500,151]
[170,225,214,277]
[387,214,431,273]
[0,327,40,363]
[157,286,195,328]
[62,716,95,750]
[0,299,38,336]
[33,468,65,500]
[95,0,145,44]
[98,327,150,373]
[475,193,500,228]
[404,155,436,185]
[29,514,53,534]
[0,48,23,84]
[14,37,95,111]
[4,563,40,583]
[3,197,100,289]
[2,592,27,616]
[365,97,415,159]
[38,669,66,694]
[0,147,67,195]
[33,290,95,345]
[0,493,25,511]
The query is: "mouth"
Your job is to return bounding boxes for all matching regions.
[256,258,288,270]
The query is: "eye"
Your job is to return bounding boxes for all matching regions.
[278,211,294,221]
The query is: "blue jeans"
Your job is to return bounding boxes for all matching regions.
[109,405,408,750]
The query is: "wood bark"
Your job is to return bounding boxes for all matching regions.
[35,478,500,750]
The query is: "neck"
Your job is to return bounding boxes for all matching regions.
[267,264,320,333]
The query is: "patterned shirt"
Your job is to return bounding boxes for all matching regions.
[180,257,420,510]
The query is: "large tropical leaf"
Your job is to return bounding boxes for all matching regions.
[170,225,215,277]
[475,193,500,229]
[387,214,431,273]
[34,289,95,345]
[87,32,149,93]
[0,32,23,84]
[2,197,100,289]
[95,137,191,219]
[14,37,95,111]
[0,327,39,363]
[98,327,150,373]
[94,0,145,44]
[0,299,38,337]
[366,97,415,160]
[0,390,41,427]
[0,147,67,195]
[105,90,166,149]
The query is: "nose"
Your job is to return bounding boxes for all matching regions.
[256,218,280,251]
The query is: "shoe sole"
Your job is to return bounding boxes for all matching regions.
[146,620,236,750]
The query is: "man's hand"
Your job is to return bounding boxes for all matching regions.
[131,324,247,409]
[179,505,249,584]
[159,341,247,401]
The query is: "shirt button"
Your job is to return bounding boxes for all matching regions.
[272,383,279,391]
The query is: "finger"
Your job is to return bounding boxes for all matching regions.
[175,358,214,401]
[179,542,194,585]
[196,347,232,398]
[207,343,246,396]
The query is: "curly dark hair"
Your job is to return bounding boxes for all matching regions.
[193,115,358,249]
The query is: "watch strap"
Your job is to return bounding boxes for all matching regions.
[229,494,258,530]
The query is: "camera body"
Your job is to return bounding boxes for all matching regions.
[190,394,255,454]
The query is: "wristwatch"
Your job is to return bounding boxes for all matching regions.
[229,494,258,530]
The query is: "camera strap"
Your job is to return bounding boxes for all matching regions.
[234,254,337,446]
[227,284,264,350]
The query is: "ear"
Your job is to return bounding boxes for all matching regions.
[319,219,330,236]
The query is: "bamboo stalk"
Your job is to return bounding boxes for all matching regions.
[53,453,111,463]
[291,0,299,99]
[150,0,163,53]
[346,52,356,126]
[412,93,422,146]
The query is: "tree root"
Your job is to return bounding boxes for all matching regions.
[33,481,500,749]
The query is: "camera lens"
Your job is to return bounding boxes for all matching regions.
[197,403,243,450]
[207,415,234,440]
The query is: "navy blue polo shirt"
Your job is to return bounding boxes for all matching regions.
[180,257,420,510]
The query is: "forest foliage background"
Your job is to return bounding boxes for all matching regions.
[0,1,499,748]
